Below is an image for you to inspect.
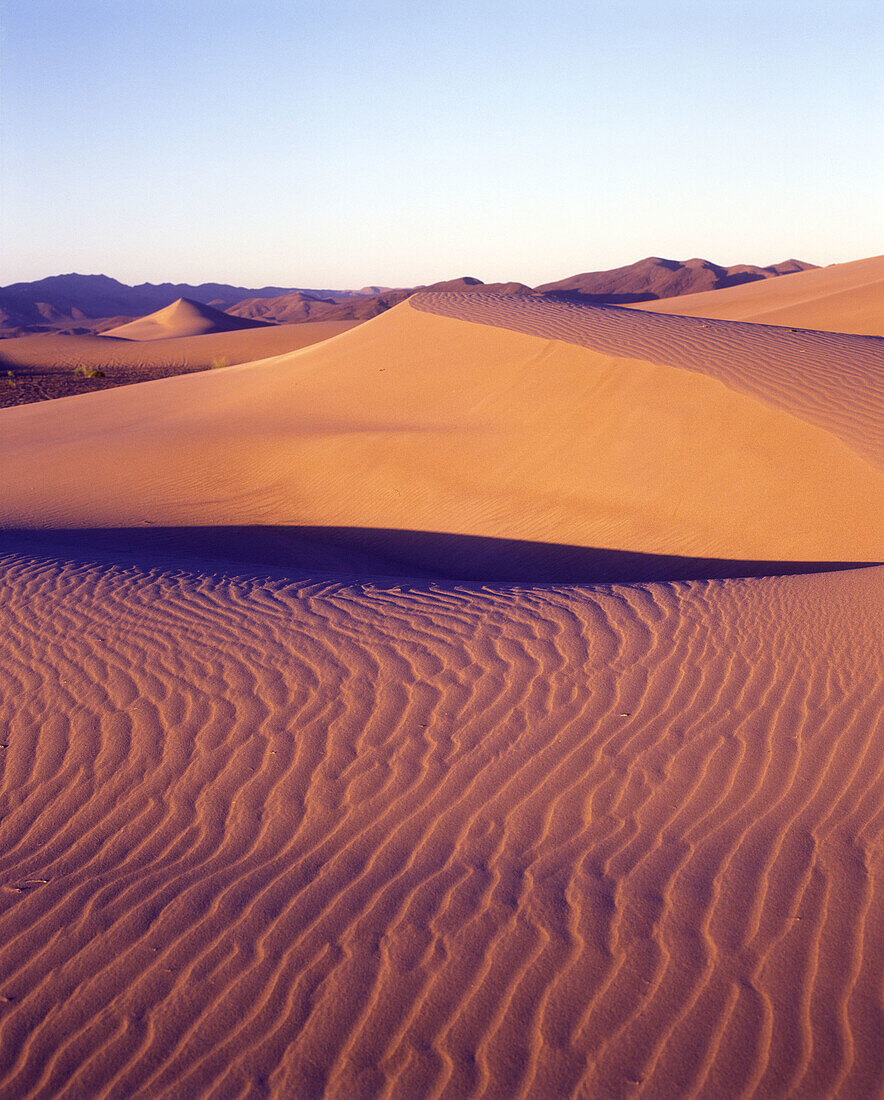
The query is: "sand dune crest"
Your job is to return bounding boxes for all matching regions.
[2,295,880,571]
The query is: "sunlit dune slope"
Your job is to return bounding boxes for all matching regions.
[103,296,270,339]
[630,253,884,336]
[0,295,881,568]
[0,548,880,1098]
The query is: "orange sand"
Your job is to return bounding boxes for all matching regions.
[0,284,881,1097]
[0,297,880,561]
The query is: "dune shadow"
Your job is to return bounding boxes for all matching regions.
[0,526,876,586]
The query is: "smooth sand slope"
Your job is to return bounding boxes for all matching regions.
[631,254,884,336]
[102,298,271,340]
[0,292,882,1098]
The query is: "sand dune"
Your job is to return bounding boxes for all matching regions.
[0,288,881,1097]
[102,297,271,340]
[631,254,884,336]
[0,296,880,565]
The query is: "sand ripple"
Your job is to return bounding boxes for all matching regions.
[0,551,880,1098]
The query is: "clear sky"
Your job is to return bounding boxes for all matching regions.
[1,0,881,288]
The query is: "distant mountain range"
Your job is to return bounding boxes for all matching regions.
[535,257,816,302]
[0,258,818,337]
[0,274,367,335]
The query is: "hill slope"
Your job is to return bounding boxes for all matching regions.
[536,256,816,302]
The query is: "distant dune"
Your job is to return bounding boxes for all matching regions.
[631,253,884,336]
[0,270,881,1097]
[102,297,271,340]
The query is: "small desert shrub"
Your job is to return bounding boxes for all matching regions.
[74,365,106,379]
[5,371,15,387]
[210,356,230,370]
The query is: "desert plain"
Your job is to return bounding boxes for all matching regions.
[0,255,881,1098]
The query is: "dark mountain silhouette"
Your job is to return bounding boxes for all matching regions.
[0,274,361,335]
[0,260,815,336]
[227,278,534,325]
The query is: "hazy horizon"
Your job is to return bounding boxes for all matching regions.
[0,255,847,295]
[2,0,881,287]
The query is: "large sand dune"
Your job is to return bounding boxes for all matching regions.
[0,296,880,564]
[631,254,884,336]
[0,290,881,1097]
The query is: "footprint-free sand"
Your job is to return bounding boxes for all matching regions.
[0,260,881,1097]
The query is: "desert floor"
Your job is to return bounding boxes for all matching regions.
[0,320,358,410]
[0,265,881,1098]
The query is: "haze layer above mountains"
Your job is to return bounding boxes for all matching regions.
[0,256,816,337]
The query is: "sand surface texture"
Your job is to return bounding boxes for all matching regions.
[630,254,884,337]
[0,287,881,1098]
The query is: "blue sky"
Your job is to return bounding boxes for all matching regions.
[1,0,881,287]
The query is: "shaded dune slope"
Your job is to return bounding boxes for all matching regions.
[0,526,870,587]
[629,254,884,337]
[0,551,880,1098]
